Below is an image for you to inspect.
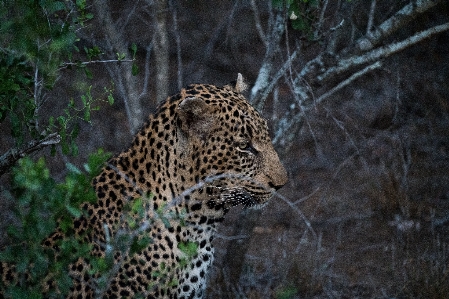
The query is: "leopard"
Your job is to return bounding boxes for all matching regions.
[0,74,288,298]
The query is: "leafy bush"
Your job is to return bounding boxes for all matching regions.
[0,149,111,298]
[0,0,115,157]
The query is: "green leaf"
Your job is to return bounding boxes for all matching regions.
[276,286,298,299]
[168,279,179,287]
[50,144,56,156]
[66,162,81,174]
[59,217,72,233]
[57,115,66,126]
[131,43,137,55]
[84,67,93,79]
[83,108,90,122]
[65,205,82,218]
[177,241,198,259]
[43,1,66,14]
[76,0,86,10]
[80,94,87,106]
[107,94,114,105]
[130,236,151,255]
[131,198,144,214]
[71,123,80,139]
[132,63,139,76]
[69,139,78,156]
[272,0,284,9]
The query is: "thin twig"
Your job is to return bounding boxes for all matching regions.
[122,0,140,29]
[276,192,317,239]
[293,187,321,205]
[33,66,41,131]
[316,61,382,104]
[314,0,329,39]
[60,59,134,68]
[215,233,249,241]
[366,0,376,35]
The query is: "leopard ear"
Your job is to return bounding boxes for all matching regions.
[225,73,248,93]
[235,73,248,93]
[177,96,216,140]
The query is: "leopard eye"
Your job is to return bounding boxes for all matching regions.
[236,140,257,154]
[237,141,249,150]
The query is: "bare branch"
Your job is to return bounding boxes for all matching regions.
[275,22,449,147]
[320,22,449,82]
[250,0,268,47]
[169,0,183,90]
[138,43,154,101]
[0,133,61,176]
[293,187,321,205]
[122,0,141,29]
[366,0,376,35]
[153,0,169,104]
[60,59,134,68]
[102,57,135,134]
[33,67,42,132]
[316,61,382,104]
[277,192,317,239]
[357,0,443,51]
[215,233,249,241]
[255,48,299,107]
[251,10,287,109]
[314,0,329,39]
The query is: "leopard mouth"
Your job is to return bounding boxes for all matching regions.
[210,187,274,209]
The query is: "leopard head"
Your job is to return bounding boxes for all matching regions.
[174,77,288,220]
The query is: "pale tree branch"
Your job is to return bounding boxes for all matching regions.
[33,67,42,132]
[274,20,449,148]
[251,10,287,110]
[138,43,154,102]
[357,0,443,51]
[0,133,61,176]
[169,0,183,90]
[314,0,329,39]
[320,22,449,82]
[316,61,382,105]
[121,0,141,29]
[250,0,268,48]
[257,48,299,106]
[366,0,376,35]
[102,53,134,132]
[61,59,134,67]
[153,0,169,104]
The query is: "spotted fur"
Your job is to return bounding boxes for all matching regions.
[1,76,288,298]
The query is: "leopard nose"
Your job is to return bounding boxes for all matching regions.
[269,181,284,191]
[264,149,288,190]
